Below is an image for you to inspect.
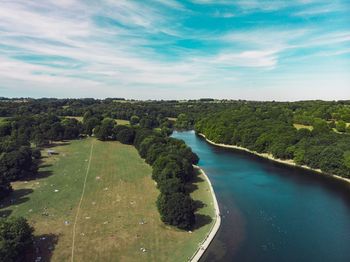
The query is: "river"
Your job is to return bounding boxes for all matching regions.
[172,131,350,262]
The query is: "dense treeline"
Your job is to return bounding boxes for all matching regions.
[195,104,350,178]
[133,128,198,229]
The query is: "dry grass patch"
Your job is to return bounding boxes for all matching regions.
[293,123,313,130]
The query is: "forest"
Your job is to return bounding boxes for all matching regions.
[195,101,350,178]
[1,98,350,258]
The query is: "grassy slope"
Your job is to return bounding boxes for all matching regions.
[0,138,214,261]
[65,116,130,126]
[115,119,130,126]
[294,122,350,134]
[0,117,9,125]
[293,123,313,130]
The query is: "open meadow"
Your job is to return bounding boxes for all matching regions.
[65,116,130,126]
[0,138,215,262]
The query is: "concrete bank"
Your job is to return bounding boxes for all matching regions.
[189,166,221,262]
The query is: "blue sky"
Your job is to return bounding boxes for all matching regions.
[0,0,349,100]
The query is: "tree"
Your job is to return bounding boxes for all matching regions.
[133,128,154,149]
[94,118,115,141]
[312,118,329,134]
[343,151,350,169]
[0,147,38,181]
[83,117,100,136]
[175,113,192,129]
[31,130,48,147]
[336,120,346,133]
[61,118,81,139]
[156,192,195,230]
[116,127,135,144]
[47,122,64,141]
[0,122,11,137]
[139,116,158,129]
[32,148,41,160]
[157,177,185,195]
[130,115,140,126]
[293,148,305,165]
[82,110,93,123]
[0,217,34,262]
[0,176,12,200]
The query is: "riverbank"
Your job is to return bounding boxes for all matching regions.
[198,133,350,185]
[190,166,221,262]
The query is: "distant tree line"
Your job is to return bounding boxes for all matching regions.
[195,104,350,178]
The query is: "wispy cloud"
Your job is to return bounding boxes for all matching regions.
[0,0,349,99]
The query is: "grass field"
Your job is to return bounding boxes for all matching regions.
[0,117,9,125]
[293,123,313,130]
[65,116,130,126]
[294,123,350,135]
[0,138,215,261]
[115,119,130,126]
[65,116,83,122]
[167,117,177,122]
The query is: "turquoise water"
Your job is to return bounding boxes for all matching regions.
[172,131,350,262]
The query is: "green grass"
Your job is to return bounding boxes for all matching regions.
[167,117,177,122]
[0,138,215,261]
[293,123,313,130]
[115,119,130,126]
[65,116,130,126]
[65,116,83,122]
[0,117,9,125]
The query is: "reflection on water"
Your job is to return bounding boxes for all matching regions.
[172,131,350,262]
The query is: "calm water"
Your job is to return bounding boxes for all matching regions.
[172,131,350,262]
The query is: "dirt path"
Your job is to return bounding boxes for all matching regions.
[71,142,94,262]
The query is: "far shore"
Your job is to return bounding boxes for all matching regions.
[190,166,221,262]
[198,133,350,185]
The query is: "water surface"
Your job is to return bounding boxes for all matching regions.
[172,131,350,262]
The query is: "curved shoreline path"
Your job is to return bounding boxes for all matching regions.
[190,166,221,262]
[71,141,94,262]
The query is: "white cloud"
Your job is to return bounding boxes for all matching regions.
[0,0,349,99]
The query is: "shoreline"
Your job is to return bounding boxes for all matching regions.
[189,166,221,262]
[198,133,350,185]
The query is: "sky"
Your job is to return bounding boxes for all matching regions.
[0,0,349,100]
